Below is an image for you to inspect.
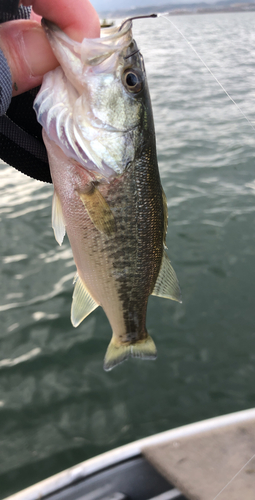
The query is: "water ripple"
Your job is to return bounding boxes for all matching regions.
[0,348,41,369]
[0,272,74,312]
[3,254,27,264]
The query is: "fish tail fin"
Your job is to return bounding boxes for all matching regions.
[131,335,157,360]
[104,340,131,372]
[103,335,157,372]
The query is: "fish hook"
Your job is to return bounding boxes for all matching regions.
[118,13,158,32]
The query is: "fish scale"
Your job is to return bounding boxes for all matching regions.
[104,161,163,342]
[34,18,181,371]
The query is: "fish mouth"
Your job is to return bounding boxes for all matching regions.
[42,17,132,39]
[42,18,133,68]
[35,19,144,178]
[101,20,132,39]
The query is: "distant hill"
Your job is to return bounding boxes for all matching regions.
[99,0,255,18]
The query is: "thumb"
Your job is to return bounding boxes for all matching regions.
[0,19,58,96]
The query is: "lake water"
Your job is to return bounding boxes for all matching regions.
[1,11,255,498]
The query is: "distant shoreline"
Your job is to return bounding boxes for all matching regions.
[169,3,255,15]
[100,2,255,19]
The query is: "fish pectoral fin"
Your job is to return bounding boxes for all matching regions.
[71,274,99,327]
[103,335,157,371]
[78,186,115,236]
[52,190,66,245]
[152,251,182,303]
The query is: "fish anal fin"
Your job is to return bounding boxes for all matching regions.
[78,185,115,236]
[71,274,99,327]
[52,190,66,245]
[103,335,157,371]
[152,251,182,303]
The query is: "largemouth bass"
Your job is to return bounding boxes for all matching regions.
[34,18,181,371]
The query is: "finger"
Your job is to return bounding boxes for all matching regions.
[22,0,100,41]
[0,0,100,96]
[0,19,58,96]
[30,10,42,23]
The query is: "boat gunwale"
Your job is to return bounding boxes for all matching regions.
[4,407,255,500]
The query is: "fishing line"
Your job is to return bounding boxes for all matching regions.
[153,13,255,499]
[212,452,255,499]
[157,13,255,132]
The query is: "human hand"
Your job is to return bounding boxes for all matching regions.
[0,0,100,97]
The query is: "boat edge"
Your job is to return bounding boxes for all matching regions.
[4,407,255,500]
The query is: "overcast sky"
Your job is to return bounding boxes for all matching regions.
[90,0,216,13]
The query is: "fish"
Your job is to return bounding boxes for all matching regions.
[33,18,181,371]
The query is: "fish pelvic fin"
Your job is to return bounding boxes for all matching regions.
[103,335,157,372]
[52,190,66,245]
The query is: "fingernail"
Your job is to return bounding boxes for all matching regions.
[22,26,57,76]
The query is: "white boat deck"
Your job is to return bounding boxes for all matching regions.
[143,410,255,500]
[4,408,255,500]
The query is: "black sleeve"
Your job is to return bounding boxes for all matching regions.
[0,1,20,19]
[0,4,52,184]
[0,49,12,115]
[0,4,31,23]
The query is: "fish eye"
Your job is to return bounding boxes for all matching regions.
[123,69,143,94]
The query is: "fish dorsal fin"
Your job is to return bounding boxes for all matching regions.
[152,251,182,303]
[78,185,115,236]
[52,190,66,245]
[71,274,99,327]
